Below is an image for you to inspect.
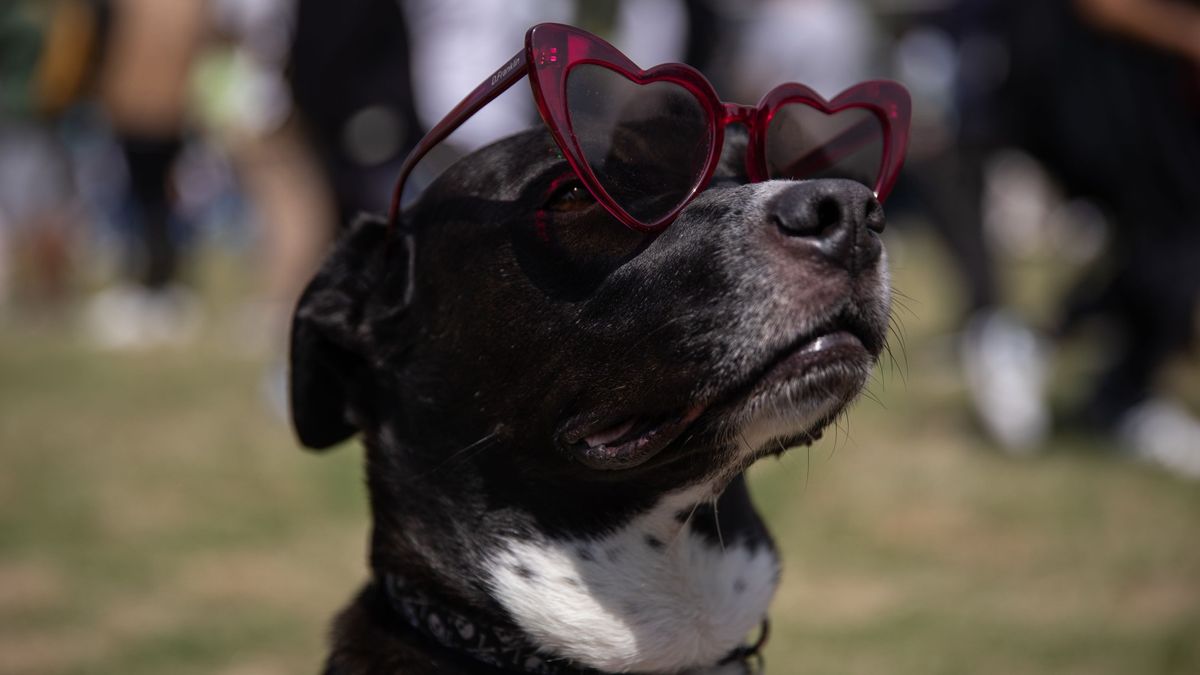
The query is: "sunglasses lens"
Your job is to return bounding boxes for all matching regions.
[566,64,711,224]
[766,104,884,191]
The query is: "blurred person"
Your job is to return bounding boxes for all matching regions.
[1021,0,1200,476]
[878,1,1055,452]
[404,0,571,146]
[197,0,337,415]
[0,0,98,312]
[397,0,738,199]
[730,2,1048,453]
[203,0,429,412]
[204,0,333,326]
[733,0,879,100]
[288,0,428,226]
[87,0,208,347]
[899,0,1200,475]
[396,0,575,199]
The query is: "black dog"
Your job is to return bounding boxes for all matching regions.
[289,128,891,674]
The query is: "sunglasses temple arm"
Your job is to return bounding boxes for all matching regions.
[387,50,530,228]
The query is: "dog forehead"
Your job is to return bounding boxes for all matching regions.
[437,129,564,201]
[419,124,752,214]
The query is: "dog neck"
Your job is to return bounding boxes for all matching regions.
[364,438,780,674]
[482,480,780,673]
[376,571,768,675]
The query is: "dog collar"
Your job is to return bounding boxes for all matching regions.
[377,573,767,674]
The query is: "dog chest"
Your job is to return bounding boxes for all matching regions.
[486,485,780,673]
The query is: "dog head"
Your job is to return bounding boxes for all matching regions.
[290,128,889,519]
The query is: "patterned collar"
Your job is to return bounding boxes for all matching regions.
[377,573,768,674]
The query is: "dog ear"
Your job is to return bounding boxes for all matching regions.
[289,214,413,450]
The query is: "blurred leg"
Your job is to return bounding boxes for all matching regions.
[228,117,334,416]
[119,134,181,290]
[903,146,998,316]
[1089,247,1200,426]
[232,117,333,340]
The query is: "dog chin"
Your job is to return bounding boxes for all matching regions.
[720,358,873,463]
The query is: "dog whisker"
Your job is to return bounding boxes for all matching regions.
[889,286,921,318]
[888,307,913,338]
[890,318,911,357]
[868,369,886,394]
[710,495,726,553]
[827,411,847,460]
[860,387,885,409]
[884,323,910,386]
[668,501,704,547]
[418,432,500,477]
[826,409,856,460]
[889,300,917,322]
[737,430,754,456]
[626,310,706,351]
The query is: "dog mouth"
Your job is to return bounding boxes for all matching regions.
[703,308,877,421]
[739,320,874,399]
[563,405,707,471]
[560,308,879,472]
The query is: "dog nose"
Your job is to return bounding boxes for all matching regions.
[766,180,884,270]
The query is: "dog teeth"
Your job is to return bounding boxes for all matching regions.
[584,419,637,448]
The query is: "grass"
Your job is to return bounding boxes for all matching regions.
[1,233,1198,674]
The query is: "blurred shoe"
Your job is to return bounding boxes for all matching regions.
[961,309,1050,452]
[84,282,202,349]
[1117,398,1200,479]
[260,358,289,423]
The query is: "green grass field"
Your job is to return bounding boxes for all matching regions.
[2,233,1198,675]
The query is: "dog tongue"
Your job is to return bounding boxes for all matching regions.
[584,419,637,448]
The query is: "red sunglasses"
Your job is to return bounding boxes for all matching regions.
[388,23,911,233]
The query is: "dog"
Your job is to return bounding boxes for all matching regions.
[289,125,891,674]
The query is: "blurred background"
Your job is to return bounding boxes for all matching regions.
[1,0,1199,673]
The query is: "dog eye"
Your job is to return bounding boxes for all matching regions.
[542,180,596,213]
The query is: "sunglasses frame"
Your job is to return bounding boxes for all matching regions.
[388,22,911,233]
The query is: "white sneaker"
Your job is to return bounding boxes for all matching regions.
[1117,398,1200,479]
[84,283,202,349]
[961,309,1050,452]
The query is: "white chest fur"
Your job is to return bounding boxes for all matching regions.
[486,486,780,673]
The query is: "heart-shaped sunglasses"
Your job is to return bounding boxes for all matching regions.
[388,22,911,233]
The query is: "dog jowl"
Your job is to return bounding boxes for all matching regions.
[289,128,891,674]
